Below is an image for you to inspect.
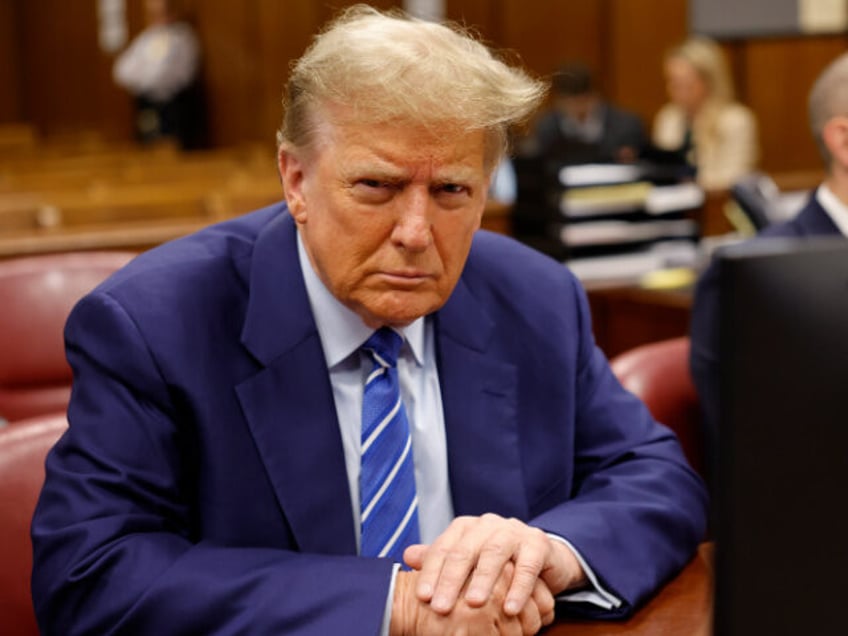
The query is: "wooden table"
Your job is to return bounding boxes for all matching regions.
[546,543,713,635]
[586,285,693,359]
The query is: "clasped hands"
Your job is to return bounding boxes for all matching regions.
[390,513,587,636]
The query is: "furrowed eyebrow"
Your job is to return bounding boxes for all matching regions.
[340,158,481,185]
[433,164,481,183]
[340,159,406,181]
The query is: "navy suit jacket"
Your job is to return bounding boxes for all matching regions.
[690,190,842,465]
[32,203,707,635]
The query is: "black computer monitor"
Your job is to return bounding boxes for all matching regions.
[713,237,848,635]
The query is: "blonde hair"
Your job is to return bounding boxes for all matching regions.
[665,35,744,166]
[666,35,735,106]
[808,52,848,166]
[277,4,546,169]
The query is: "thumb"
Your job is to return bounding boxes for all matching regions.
[403,543,428,570]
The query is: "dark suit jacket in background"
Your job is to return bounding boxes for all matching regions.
[32,203,707,635]
[531,103,646,165]
[689,190,841,466]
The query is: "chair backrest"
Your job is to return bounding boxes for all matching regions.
[730,172,781,231]
[0,251,135,422]
[0,412,68,635]
[609,336,704,477]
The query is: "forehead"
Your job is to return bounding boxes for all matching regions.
[308,105,488,174]
[666,57,700,80]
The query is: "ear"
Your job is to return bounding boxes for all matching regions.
[278,145,309,224]
[822,116,848,170]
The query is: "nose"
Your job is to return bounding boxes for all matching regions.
[391,187,432,251]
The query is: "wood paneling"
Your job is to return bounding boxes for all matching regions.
[7,0,848,178]
[445,0,503,43]
[192,1,258,146]
[500,0,606,83]
[741,35,846,173]
[0,0,23,122]
[587,286,692,359]
[607,0,688,127]
[17,0,134,141]
[193,0,400,147]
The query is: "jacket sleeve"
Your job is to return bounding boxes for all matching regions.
[689,258,722,469]
[530,274,709,619]
[31,291,393,636]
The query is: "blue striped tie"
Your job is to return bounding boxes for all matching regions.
[359,328,420,563]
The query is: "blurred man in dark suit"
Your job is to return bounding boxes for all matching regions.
[690,51,848,463]
[528,61,646,165]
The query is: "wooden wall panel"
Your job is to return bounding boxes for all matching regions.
[446,0,503,43]
[500,0,606,84]
[607,0,688,128]
[741,35,847,173]
[0,0,23,122]
[7,0,848,179]
[191,1,258,146]
[193,0,401,147]
[17,0,135,141]
[251,0,319,151]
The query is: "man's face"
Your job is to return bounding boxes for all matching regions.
[557,94,596,123]
[279,109,489,329]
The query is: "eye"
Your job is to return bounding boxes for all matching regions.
[435,183,470,196]
[351,178,395,203]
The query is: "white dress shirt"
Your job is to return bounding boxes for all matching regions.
[113,21,200,102]
[815,183,848,237]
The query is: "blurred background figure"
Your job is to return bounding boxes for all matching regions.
[527,61,646,165]
[488,156,518,207]
[653,36,758,191]
[113,0,206,149]
[688,50,848,459]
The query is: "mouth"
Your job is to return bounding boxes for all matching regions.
[377,270,435,288]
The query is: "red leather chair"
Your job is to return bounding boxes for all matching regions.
[610,337,705,478]
[0,412,68,635]
[0,251,135,423]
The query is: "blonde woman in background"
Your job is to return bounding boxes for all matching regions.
[653,36,759,191]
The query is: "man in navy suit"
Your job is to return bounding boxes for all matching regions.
[32,6,707,635]
[690,51,848,465]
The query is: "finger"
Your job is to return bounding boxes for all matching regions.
[495,562,527,636]
[414,517,474,607]
[428,541,480,614]
[428,513,510,613]
[463,529,517,607]
[503,526,550,616]
[517,597,542,636]
[516,578,555,635]
[532,579,556,626]
[403,543,427,570]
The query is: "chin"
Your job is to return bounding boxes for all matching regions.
[363,295,444,327]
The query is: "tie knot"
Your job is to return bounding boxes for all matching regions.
[363,327,402,368]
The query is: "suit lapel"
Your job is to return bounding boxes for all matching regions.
[236,212,356,556]
[795,191,842,235]
[435,276,528,520]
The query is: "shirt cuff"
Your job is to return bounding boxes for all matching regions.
[548,534,622,610]
[380,563,401,636]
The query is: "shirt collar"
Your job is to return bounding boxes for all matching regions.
[296,231,426,369]
[815,183,848,237]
